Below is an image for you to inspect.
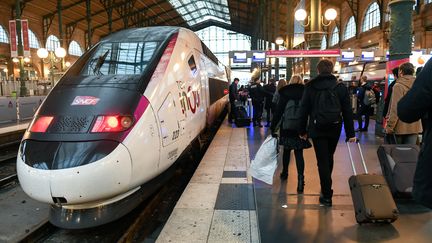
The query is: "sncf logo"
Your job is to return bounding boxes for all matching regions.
[71,96,100,106]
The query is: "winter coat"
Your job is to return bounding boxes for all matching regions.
[270,84,304,138]
[386,75,422,135]
[249,83,265,103]
[398,58,432,209]
[299,74,355,139]
[229,82,238,103]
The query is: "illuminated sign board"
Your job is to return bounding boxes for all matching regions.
[341,51,355,61]
[252,52,266,63]
[361,51,374,61]
[233,52,247,63]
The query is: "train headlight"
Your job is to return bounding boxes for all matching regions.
[91,115,134,133]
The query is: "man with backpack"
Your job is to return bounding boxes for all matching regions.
[298,59,356,207]
[357,76,375,132]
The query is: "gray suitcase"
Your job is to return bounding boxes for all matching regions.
[347,142,399,224]
[377,144,419,197]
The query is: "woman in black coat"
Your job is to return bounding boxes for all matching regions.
[270,75,309,193]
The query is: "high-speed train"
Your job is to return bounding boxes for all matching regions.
[17,27,229,229]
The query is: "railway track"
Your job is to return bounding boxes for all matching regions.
[0,141,20,188]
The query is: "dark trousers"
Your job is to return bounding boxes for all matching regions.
[357,106,370,130]
[282,148,305,176]
[312,136,340,198]
[229,102,236,122]
[265,106,272,124]
[252,101,263,124]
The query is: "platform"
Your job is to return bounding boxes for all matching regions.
[157,120,432,243]
[0,121,29,136]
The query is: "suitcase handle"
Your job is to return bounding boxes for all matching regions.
[347,141,368,175]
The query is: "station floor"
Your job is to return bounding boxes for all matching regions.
[157,119,432,243]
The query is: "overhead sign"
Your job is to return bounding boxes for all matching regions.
[233,52,247,63]
[252,52,266,63]
[340,51,355,61]
[9,20,17,57]
[266,49,341,57]
[361,51,374,61]
[21,19,30,57]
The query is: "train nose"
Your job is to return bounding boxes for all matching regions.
[17,141,133,204]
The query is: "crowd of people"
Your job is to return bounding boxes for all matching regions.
[228,58,431,209]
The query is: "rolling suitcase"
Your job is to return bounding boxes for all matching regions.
[347,142,399,224]
[377,144,419,197]
[234,106,250,127]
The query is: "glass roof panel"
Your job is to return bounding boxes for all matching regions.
[168,0,231,26]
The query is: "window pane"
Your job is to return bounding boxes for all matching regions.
[46,35,60,51]
[362,2,380,32]
[0,25,9,43]
[344,16,356,40]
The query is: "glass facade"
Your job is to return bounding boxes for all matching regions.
[195,26,251,65]
[344,16,356,40]
[28,29,39,49]
[69,40,83,56]
[330,26,339,46]
[46,35,60,51]
[169,0,230,26]
[0,25,8,43]
[362,2,380,32]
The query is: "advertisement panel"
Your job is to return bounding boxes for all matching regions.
[21,19,30,57]
[9,20,17,57]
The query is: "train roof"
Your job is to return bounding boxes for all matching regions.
[100,26,181,43]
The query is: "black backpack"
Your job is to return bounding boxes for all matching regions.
[312,82,342,129]
[282,99,301,130]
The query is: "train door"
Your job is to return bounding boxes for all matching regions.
[157,93,180,147]
[197,50,208,116]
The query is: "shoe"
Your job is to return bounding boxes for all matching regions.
[280,172,288,180]
[297,175,305,193]
[360,128,368,132]
[258,124,263,127]
[355,128,361,132]
[319,196,332,207]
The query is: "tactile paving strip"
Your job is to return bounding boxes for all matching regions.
[222,171,247,178]
[208,210,252,242]
[214,184,255,210]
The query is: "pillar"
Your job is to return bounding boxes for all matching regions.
[15,0,27,96]
[388,0,415,61]
[308,0,322,79]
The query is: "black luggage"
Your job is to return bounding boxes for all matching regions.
[347,142,399,224]
[234,106,250,127]
[377,144,419,197]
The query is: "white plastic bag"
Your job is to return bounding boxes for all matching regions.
[249,135,279,185]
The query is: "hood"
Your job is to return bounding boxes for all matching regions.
[279,83,304,100]
[397,75,415,89]
[309,74,337,90]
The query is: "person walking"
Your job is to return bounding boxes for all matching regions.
[249,77,265,127]
[272,79,287,106]
[263,79,276,127]
[270,75,310,193]
[228,78,239,123]
[398,58,432,209]
[385,63,422,144]
[298,59,356,207]
[356,76,373,132]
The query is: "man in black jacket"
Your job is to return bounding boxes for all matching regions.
[383,67,399,118]
[263,79,276,127]
[398,58,432,209]
[249,77,265,127]
[228,78,239,123]
[299,59,356,207]
[356,76,372,132]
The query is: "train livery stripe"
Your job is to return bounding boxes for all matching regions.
[208,78,228,105]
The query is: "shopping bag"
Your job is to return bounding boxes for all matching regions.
[249,135,279,185]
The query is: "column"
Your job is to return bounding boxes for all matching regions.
[15,0,27,96]
[388,0,415,61]
[308,0,322,79]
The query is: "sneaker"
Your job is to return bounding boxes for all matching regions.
[280,172,288,180]
[319,196,332,207]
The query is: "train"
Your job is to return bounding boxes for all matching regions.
[16,27,229,229]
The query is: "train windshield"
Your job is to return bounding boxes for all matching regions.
[81,41,159,76]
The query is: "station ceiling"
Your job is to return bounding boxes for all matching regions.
[3,0,348,41]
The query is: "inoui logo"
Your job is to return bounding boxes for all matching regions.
[71,96,100,106]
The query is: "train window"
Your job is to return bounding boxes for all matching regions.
[188,55,198,77]
[82,41,159,76]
